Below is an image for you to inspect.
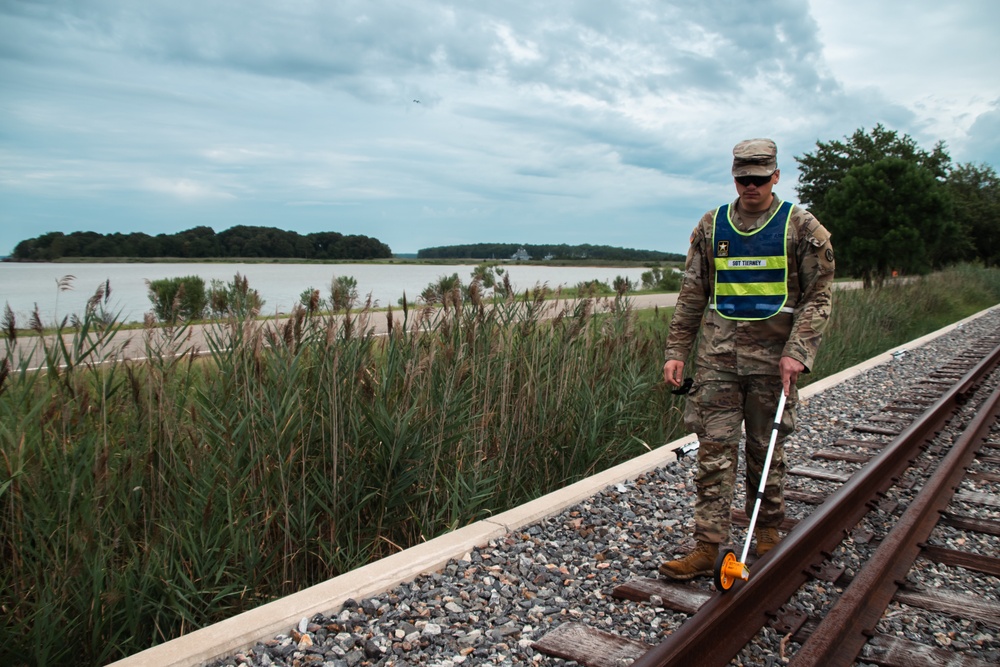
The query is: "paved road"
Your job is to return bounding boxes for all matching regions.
[11,292,682,370]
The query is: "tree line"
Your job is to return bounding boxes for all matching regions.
[794,124,1000,287]
[9,225,393,261]
[418,243,685,262]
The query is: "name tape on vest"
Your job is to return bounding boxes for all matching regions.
[726,259,768,268]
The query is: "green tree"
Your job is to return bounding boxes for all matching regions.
[308,232,344,259]
[179,226,220,258]
[946,162,1000,267]
[794,125,979,282]
[796,124,951,222]
[823,158,951,287]
[128,232,161,258]
[65,232,97,256]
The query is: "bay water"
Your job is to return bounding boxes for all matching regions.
[0,262,650,325]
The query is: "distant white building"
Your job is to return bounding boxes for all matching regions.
[511,247,531,261]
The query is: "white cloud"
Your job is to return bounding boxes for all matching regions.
[807,0,1000,153]
[142,177,236,201]
[201,147,278,163]
[493,22,541,64]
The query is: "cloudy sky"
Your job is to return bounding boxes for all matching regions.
[2,0,998,257]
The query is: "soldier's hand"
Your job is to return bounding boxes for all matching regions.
[663,360,685,387]
[779,356,805,396]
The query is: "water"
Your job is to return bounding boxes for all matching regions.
[0,262,650,325]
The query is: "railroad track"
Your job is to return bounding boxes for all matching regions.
[116,311,999,667]
[535,336,1000,667]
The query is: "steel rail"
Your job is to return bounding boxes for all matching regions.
[631,340,1000,667]
[790,375,1000,665]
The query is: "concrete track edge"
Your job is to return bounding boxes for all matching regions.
[109,305,998,667]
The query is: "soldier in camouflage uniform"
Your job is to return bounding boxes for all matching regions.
[659,138,835,580]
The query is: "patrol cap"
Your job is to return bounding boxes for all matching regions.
[732,138,777,177]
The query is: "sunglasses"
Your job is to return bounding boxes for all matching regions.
[735,173,774,187]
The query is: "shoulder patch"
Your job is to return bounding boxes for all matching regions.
[689,222,704,245]
[808,224,832,247]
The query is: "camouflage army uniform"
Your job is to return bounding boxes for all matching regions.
[665,195,835,544]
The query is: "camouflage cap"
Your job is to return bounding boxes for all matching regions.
[732,138,777,177]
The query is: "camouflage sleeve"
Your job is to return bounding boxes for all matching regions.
[665,212,713,361]
[783,210,835,371]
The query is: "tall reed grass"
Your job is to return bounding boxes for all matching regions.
[2,264,998,664]
[0,282,680,664]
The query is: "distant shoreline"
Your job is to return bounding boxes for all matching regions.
[1,255,677,268]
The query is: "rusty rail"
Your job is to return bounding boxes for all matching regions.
[790,376,1000,665]
[631,340,1000,667]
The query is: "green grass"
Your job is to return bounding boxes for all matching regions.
[806,264,1000,382]
[1,264,999,665]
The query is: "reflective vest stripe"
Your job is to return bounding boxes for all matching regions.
[709,304,794,314]
[715,281,786,297]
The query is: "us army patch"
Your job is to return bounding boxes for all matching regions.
[717,240,730,257]
[826,248,834,262]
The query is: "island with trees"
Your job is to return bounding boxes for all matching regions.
[417,243,684,262]
[9,225,393,261]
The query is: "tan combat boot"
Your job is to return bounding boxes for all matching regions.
[755,527,780,557]
[658,541,718,580]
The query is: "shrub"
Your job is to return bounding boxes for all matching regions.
[641,266,682,291]
[207,273,265,319]
[300,287,324,315]
[146,275,207,323]
[330,275,359,312]
[573,279,613,297]
[420,273,463,305]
